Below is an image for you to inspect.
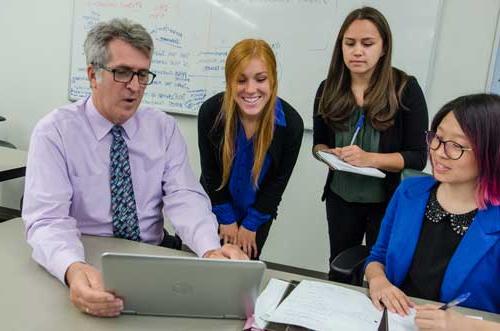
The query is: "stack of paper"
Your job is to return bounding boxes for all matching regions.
[251,279,418,331]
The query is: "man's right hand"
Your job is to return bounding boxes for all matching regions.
[65,262,123,317]
[219,222,239,245]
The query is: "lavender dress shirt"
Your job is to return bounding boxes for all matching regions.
[22,97,220,283]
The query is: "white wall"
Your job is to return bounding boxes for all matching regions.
[1,0,499,273]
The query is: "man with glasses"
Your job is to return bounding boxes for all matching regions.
[22,18,246,317]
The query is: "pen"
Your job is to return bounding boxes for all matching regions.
[349,113,365,145]
[439,292,470,310]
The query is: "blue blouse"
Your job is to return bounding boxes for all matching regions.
[212,100,286,232]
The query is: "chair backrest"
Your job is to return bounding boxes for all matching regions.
[0,116,21,220]
[0,116,16,149]
[400,169,431,181]
[0,140,16,149]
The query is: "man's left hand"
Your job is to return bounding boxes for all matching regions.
[203,244,249,260]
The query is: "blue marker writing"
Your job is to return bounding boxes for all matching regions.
[439,292,470,310]
[349,113,365,145]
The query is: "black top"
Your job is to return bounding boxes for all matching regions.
[198,92,304,219]
[313,74,429,200]
[401,186,478,301]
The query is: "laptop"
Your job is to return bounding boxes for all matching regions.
[101,252,266,319]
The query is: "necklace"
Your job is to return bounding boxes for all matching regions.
[424,186,477,236]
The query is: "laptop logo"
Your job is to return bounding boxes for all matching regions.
[171,281,194,295]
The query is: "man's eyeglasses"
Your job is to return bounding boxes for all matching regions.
[95,64,156,86]
[425,131,472,160]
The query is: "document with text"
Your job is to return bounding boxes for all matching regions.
[316,151,386,178]
[266,280,417,331]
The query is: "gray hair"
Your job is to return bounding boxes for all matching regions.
[84,18,154,66]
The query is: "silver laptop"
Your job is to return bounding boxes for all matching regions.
[101,252,266,319]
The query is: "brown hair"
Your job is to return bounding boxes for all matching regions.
[217,39,278,188]
[318,6,408,131]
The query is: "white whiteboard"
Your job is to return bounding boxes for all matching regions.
[70,0,442,129]
[487,9,500,94]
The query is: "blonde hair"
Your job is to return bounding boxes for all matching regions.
[217,39,278,188]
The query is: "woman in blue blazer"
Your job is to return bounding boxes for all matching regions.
[365,94,500,319]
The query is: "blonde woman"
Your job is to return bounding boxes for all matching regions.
[198,39,304,259]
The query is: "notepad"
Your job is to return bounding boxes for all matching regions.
[316,151,386,178]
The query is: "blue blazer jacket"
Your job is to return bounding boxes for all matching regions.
[366,176,500,313]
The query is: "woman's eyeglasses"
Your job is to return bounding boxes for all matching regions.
[425,131,472,160]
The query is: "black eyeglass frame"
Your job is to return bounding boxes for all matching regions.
[425,131,472,160]
[94,64,156,86]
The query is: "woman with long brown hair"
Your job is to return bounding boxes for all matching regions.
[313,7,428,282]
[199,39,304,259]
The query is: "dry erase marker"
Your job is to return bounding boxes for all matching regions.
[349,113,365,145]
[439,292,470,310]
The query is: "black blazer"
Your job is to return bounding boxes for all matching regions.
[198,92,304,219]
[313,76,429,200]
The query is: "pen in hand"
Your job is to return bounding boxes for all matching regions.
[349,113,365,145]
[439,292,470,310]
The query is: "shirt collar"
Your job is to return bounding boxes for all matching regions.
[274,98,286,127]
[84,96,139,141]
[236,98,287,143]
[236,120,252,148]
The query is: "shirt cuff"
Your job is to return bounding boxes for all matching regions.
[364,255,385,272]
[212,202,238,225]
[189,219,221,258]
[52,250,86,285]
[241,208,272,232]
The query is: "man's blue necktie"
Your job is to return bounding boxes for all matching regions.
[110,125,140,241]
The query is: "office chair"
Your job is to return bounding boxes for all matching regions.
[161,231,183,250]
[0,116,16,149]
[0,116,22,222]
[330,169,431,286]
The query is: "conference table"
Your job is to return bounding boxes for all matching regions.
[0,146,27,182]
[1,219,498,331]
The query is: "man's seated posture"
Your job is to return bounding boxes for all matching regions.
[22,18,246,317]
